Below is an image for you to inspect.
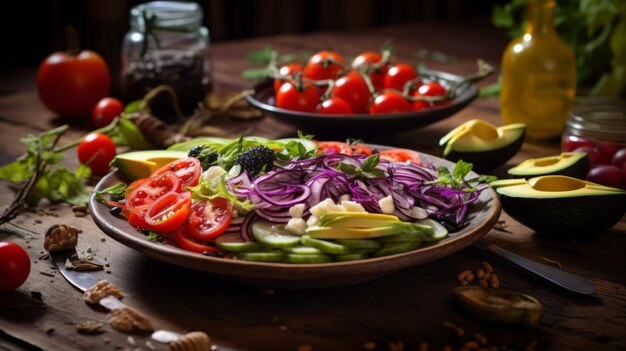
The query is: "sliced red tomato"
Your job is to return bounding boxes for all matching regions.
[128,204,150,228]
[351,143,372,156]
[187,198,233,241]
[379,149,421,164]
[152,157,202,188]
[126,178,149,196]
[174,226,224,254]
[144,191,192,233]
[124,171,181,213]
[317,141,353,155]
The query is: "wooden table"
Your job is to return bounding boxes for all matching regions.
[1,21,625,351]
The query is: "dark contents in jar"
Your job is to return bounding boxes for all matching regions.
[122,52,211,117]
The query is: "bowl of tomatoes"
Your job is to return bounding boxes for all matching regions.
[245,50,486,137]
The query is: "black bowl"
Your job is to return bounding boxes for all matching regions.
[245,69,479,137]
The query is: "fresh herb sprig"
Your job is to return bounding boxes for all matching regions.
[426,160,496,192]
[338,154,385,181]
[94,183,128,203]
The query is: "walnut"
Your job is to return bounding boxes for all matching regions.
[44,224,79,252]
[170,331,211,351]
[107,306,153,332]
[83,280,123,304]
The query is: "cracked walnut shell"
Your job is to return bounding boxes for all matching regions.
[107,306,154,332]
[44,224,79,252]
[83,280,123,304]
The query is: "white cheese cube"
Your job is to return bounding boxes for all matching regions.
[378,195,395,214]
[340,200,366,213]
[203,166,226,181]
[309,198,344,218]
[288,204,306,218]
[339,194,352,202]
[285,218,307,236]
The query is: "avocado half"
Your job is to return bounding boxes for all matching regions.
[491,175,626,238]
[439,119,526,172]
[110,150,188,180]
[507,152,589,179]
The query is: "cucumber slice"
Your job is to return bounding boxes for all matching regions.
[301,235,352,254]
[334,239,381,249]
[252,220,302,248]
[419,219,448,241]
[282,246,323,255]
[238,252,285,262]
[372,241,423,257]
[334,253,369,262]
[275,138,319,152]
[216,242,263,253]
[285,253,333,264]
[378,232,426,242]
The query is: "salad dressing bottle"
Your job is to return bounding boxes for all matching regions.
[500,0,576,139]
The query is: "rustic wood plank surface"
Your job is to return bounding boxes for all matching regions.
[1,21,625,351]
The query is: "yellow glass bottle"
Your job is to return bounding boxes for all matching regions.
[500,0,576,139]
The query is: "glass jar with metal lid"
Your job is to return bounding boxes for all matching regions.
[121,1,211,114]
[562,97,626,166]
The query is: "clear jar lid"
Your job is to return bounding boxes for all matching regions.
[567,97,626,143]
[130,1,203,30]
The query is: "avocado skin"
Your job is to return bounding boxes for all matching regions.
[499,193,626,238]
[445,133,525,172]
[507,154,590,179]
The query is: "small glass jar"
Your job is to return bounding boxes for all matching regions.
[121,1,211,114]
[561,97,626,164]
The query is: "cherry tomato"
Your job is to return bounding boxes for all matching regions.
[379,149,421,164]
[77,133,117,175]
[174,226,225,254]
[383,64,418,91]
[351,143,372,156]
[331,73,372,113]
[412,82,451,111]
[144,191,192,233]
[369,92,411,114]
[37,50,110,119]
[317,141,353,155]
[352,52,388,91]
[273,64,305,93]
[317,98,353,114]
[125,172,182,212]
[304,51,346,81]
[188,198,233,241]
[92,97,124,128]
[126,178,149,197]
[276,81,320,112]
[128,204,150,228]
[152,157,202,188]
[0,242,31,291]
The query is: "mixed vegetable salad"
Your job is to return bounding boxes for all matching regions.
[99,136,490,264]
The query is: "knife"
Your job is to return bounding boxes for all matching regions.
[472,240,596,295]
[49,250,191,344]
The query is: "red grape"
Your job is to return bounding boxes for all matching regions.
[598,143,619,162]
[611,148,626,168]
[587,165,625,189]
[573,146,609,166]
[563,136,595,152]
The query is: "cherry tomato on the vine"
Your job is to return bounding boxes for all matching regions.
[92,97,124,128]
[273,63,305,93]
[317,97,353,115]
[383,64,418,91]
[352,52,388,91]
[369,92,411,114]
[77,133,116,175]
[304,51,346,81]
[276,81,320,113]
[412,82,451,111]
[317,141,353,155]
[331,72,371,113]
[0,242,30,291]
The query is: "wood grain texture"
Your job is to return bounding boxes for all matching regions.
[1,21,625,351]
